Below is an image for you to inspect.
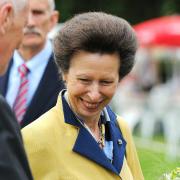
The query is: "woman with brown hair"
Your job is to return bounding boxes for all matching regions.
[22,12,144,180]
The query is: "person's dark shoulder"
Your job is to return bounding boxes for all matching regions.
[0,95,33,180]
[0,95,12,112]
[0,94,7,105]
[0,95,22,139]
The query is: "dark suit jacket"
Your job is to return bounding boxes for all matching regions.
[0,95,33,180]
[0,54,65,128]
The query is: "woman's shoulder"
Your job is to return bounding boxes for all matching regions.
[115,115,134,149]
[116,115,144,180]
[116,115,131,136]
[23,107,54,130]
[22,105,63,146]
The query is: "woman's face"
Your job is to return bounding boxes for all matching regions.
[63,51,120,122]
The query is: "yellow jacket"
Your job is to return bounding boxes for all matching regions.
[22,91,144,180]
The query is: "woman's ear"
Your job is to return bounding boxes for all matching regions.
[62,73,67,84]
[0,3,13,35]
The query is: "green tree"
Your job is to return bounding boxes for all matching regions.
[55,0,180,24]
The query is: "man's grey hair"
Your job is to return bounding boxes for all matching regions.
[0,0,55,15]
[47,0,55,12]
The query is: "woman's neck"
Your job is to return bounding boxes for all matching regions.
[84,118,99,133]
[65,91,101,132]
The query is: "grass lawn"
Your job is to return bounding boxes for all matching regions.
[137,147,180,180]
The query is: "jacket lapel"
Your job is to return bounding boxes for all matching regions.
[61,92,126,175]
[106,106,127,174]
[73,126,119,175]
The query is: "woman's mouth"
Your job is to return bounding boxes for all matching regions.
[80,98,102,109]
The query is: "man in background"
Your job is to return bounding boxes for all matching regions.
[0,0,33,179]
[0,0,65,128]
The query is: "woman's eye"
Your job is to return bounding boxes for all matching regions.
[101,81,113,85]
[80,79,88,81]
[79,78,90,83]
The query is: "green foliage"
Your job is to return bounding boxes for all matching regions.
[55,0,180,24]
[55,0,74,22]
[161,0,179,15]
[138,148,180,180]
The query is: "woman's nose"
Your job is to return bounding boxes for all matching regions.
[87,83,102,102]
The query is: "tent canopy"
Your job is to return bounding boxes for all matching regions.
[133,15,180,47]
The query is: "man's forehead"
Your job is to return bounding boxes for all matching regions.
[29,0,49,5]
[29,0,50,10]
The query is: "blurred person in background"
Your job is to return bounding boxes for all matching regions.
[0,0,65,128]
[22,12,144,180]
[0,0,33,179]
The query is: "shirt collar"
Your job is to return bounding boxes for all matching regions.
[13,39,52,73]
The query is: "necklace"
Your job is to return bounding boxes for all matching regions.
[98,123,105,148]
[76,117,106,149]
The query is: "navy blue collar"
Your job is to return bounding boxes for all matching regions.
[61,90,126,175]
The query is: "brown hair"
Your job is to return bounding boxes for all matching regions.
[53,12,137,80]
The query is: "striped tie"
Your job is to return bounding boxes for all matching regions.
[13,63,29,124]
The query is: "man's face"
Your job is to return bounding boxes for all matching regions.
[0,2,29,75]
[21,0,58,50]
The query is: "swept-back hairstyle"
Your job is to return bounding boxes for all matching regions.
[54,12,138,80]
